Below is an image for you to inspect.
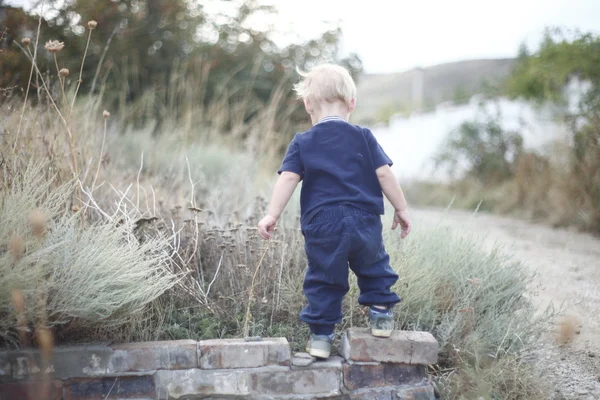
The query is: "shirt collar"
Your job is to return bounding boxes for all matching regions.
[316,116,347,125]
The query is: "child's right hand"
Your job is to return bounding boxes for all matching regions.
[392,209,412,239]
[258,215,277,240]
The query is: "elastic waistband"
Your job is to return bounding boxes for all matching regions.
[310,205,373,224]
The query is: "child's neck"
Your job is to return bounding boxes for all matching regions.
[311,103,351,125]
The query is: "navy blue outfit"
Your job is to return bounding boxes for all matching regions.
[278,116,401,335]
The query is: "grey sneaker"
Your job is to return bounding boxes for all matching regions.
[369,308,394,338]
[306,334,333,359]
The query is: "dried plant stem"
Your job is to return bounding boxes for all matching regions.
[90,25,118,97]
[71,28,93,113]
[54,54,68,109]
[91,117,107,193]
[29,54,83,211]
[205,252,223,298]
[16,12,42,145]
[137,152,144,208]
[243,246,270,338]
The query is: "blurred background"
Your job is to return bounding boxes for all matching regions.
[2,0,599,229]
[1,2,599,398]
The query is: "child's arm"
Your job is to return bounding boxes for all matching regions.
[258,171,302,239]
[376,165,412,238]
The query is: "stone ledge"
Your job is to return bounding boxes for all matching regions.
[154,366,341,399]
[0,330,438,399]
[110,340,197,373]
[250,367,341,396]
[291,355,344,371]
[0,341,197,382]
[198,337,290,369]
[343,363,427,391]
[0,345,113,381]
[63,375,155,400]
[155,368,252,398]
[395,383,436,400]
[342,329,438,365]
[0,380,63,400]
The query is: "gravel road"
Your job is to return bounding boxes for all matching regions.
[414,208,600,399]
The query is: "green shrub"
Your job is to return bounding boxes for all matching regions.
[435,106,524,185]
[0,163,181,346]
[384,221,550,398]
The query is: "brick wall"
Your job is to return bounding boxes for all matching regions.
[0,328,438,400]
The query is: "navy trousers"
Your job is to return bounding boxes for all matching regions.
[299,205,401,335]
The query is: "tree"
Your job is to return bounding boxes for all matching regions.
[435,105,523,184]
[0,6,41,96]
[505,28,600,230]
[2,0,363,130]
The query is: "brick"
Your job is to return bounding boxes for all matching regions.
[292,352,315,367]
[317,389,393,400]
[198,337,290,369]
[0,380,63,400]
[292,355,344,371]
[395,384,436,400]
[0,341,197,382]
[0,345,113,381]
[64,375,154,400]
[343,363,426,390]
[109,340,197,372]
[342,329,438,365]
[348,389,395,400]
[250,368,341,396]
[154,368,251,398]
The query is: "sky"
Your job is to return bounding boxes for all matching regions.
[266,0,600,73]
[5,0,600,74]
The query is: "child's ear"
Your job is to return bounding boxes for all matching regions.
[304,98,314,114]
[348,98,356,113]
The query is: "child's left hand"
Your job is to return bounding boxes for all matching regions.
[258,215,277,240]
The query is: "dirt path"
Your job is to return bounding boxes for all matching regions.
[414,208,600,398]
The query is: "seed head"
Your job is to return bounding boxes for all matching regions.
[45,40,65,54]
[103,110,110,119]
[467,278,481,286]
[22,37,31,47]
[29,209,47,238]
[8,236,25,261]
[11,289,25,315]
[59,68,70,78]
[87,20,98,30]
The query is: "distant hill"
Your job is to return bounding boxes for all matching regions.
[354,58,517,123]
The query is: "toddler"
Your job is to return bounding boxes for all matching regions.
[257,64,411,359]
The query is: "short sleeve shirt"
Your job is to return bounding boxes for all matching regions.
[278,118,393,227]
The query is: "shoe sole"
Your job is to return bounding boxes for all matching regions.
[371,328,392,338]
[306,347,331,359]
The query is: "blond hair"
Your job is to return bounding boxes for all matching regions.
[293,64,356,104]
